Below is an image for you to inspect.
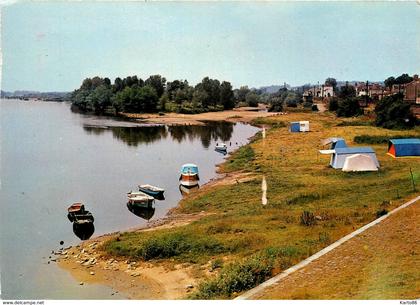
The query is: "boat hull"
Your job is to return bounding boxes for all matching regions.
[138,187,164,198]
[179,174,199,187]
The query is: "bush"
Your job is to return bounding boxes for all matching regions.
[354,134,415,144]
[376,209,388,218]
[191,254,274,299]
[300,211,316,226]
[328,98,339,111]
[336,98,363,117]
[374,93,417,129]
[303,102,313,109]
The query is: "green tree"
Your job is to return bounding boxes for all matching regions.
[338,83,356,99]
[220,81,235,109]
[395,73,413,85]
[325,77,337,89]
[384,76,395,89]
[267,96,283,112]
[336,98,363,117]
[236,86,251,103]
[145,75,166,98]
[374,93,416,129]
[245,92,259,107]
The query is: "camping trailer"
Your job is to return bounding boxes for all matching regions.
[290,121,310,133]
[387,138,420,158]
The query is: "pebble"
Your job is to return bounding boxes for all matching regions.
[90,271,95,275]
[186,284,194,289]
[79,282,84,285]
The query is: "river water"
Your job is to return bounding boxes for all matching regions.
[0,99,259,299]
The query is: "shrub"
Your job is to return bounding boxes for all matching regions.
[328,98,339,111]
[374,93,417,129]
[300,211,316,226]
[336,98,363,117]
[191,254,274,299]
[376,209,388,218]
[354,134,415,144]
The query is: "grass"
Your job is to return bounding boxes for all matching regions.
[102,112,420,299]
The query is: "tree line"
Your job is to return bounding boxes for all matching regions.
[71,75,237,114]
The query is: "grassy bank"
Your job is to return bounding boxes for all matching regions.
[102,112,419,299]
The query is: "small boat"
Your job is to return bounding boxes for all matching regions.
[67,202,94,223]
[127,192,155,208]
[73,212,94,225]
[138,184,165,198]
[215,143,227,152]
[179,163,199,187]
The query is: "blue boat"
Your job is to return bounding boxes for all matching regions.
[137,184,165,198]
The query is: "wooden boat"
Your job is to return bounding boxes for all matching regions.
[73,212,94,225]
[127,191,155,208]
[67,202,94,223]
[179,163,199,187]
[138,184,165,198]
[215,143,227,152]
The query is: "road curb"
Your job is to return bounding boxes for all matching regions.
[234,195,420,300]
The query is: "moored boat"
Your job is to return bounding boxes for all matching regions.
[138,184,165,198]
[179,163,199,187]
[215,143,227,152]
[179,184,200,196]
[127,191,155,208]
[67,202,94,223]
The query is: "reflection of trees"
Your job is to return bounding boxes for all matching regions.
[111,126,167,146]
[168,121,234,148]
[82,121,234,148]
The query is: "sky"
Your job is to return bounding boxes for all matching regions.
[1,1,419,92]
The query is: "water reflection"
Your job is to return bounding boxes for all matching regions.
[179,184,200,196]
[127,203,156,221]
[83,121,234,148]
[72,222,95,240]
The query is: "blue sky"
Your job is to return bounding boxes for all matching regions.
[1,1,419,91]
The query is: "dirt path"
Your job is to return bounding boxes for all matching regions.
[250,200,419,299]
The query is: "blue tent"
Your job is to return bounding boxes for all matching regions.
[330,147,379,169]
[388,138,420,157]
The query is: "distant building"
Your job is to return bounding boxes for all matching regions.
[303,85,334,100]
[355,82,385,100]
[404,74,420,104]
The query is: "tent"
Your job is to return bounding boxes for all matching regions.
[342,154,379,172]
[321,137,347,149]
[319,147,379,169]
[388,138,420,157]
[290,121,309,133]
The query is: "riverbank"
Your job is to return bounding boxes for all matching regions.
[58,112,419,299]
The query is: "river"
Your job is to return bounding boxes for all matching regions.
[0,99,260,299]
